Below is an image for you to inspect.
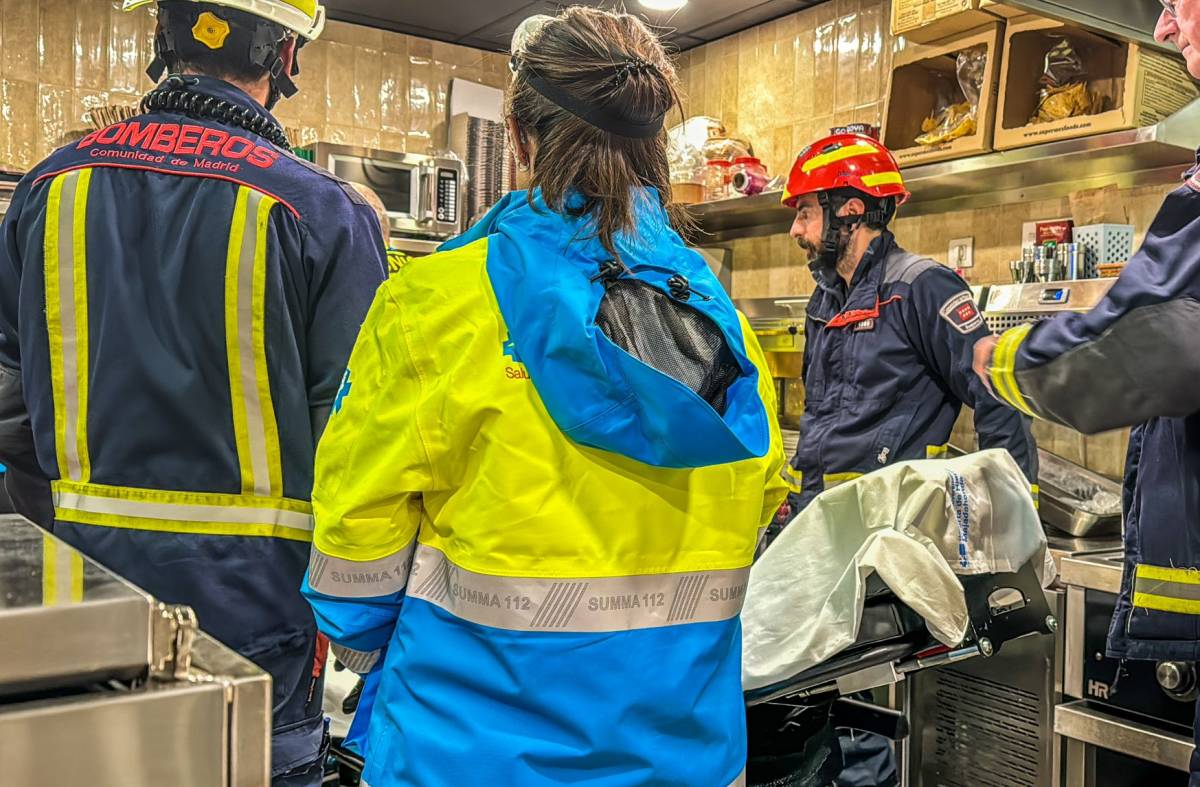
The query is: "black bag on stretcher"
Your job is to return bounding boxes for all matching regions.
[741,448,1058,787]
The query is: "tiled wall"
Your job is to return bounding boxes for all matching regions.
[0,1,509,172]
[678,0,1162,478]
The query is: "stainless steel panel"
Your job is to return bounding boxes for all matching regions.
[1054,700,1194,772]
[904,591,1063,787]
[1060,553,1124,595]
[190,634,272,787]
[0,516,154,694]
[0,682,227,787]
[1001,0,1170,52]
[1065,586,1086,700]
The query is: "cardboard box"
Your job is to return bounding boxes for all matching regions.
[995,16,1200,150]
[883,23,1004,168]
[891,0,1020,44]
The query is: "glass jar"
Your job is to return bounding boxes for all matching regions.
[730,156,768,196]
[704,159,732,201]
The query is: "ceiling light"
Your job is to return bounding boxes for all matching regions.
[639,0,688,10]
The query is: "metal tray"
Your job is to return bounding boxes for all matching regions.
[1037,450,1123,537]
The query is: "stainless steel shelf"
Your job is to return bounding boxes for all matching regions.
[688,98,1200,241]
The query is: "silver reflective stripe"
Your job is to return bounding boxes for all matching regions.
[728,766,747,787]
[1134,576,1200,602]
[236,188,272,497]
[52,490,314,530]
[331,643,380,675]
[407,544,749,633]
[307,540,416,598]
[57,171,83,481]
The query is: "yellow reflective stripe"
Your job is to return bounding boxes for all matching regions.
[1133,592,1200,615]
[42,537,84,606]
[226,187,253,492]
[926,444,950,459]
[51,480,313,542]
[801,142,877,173]
[1030,483,1040,510]
[251,192,283,497]
[44,169,94,482]
[1136,563,1200,586]
[45,174,70,480]
[781,465,804,494]
[990,324,1036,417]
[861,171,904,188]
[225,187,282,497]
[71,169,92,482]
[824,472,863,485]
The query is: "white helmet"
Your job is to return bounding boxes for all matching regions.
[122,0,326,41]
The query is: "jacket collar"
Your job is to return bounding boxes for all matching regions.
[154,74,281,129]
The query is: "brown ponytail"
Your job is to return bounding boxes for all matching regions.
[506,6,693,259]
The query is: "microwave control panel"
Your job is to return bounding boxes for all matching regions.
[436,168,459,225]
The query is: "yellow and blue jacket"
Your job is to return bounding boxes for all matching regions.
[303,189,787,786]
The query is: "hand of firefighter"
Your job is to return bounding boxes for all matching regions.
[972,335,999,396]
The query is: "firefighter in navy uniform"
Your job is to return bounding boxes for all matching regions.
[773,134,1038,787]
[0,1,387,784]
[974,7,1200,784]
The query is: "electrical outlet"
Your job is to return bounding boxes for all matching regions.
[949,237,974,268]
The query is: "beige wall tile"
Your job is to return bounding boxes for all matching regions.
[4,0,39,82]
[354,47,383,130]
[2,79,38,170]
[813,22,836,117]
[108,1,143,95]
[835,12,860,113]
[858,3,885,107]
[75,0,110,90]
[37,83,71,157]
[39,0,74,86]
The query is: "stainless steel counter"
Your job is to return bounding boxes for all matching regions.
[0,515,271,786]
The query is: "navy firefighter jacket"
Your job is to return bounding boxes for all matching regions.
[786,231,1038,515]
[0,75,387,768]
[988,165,1200,663]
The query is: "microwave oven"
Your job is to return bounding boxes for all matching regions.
[306,144,465,240]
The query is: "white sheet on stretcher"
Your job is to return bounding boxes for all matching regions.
[742,449,1053,690]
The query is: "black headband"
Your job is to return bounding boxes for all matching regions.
[514,57,668,139]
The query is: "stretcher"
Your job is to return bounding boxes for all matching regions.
[744,556,1056,786]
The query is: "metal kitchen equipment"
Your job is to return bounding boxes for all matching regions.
[980,278,1117,333]
[303,143,465,241]
[899,531,1123,787]
[733,296,809,429]
[1057,552,1194,786]
[0,515,270,787]
[1037,449,1122,537]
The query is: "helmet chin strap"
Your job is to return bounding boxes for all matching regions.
[810,190,890,283]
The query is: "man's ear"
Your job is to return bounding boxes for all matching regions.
[838,198,866,219]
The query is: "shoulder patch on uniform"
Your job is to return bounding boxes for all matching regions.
[938,291,984,334]
[883,253,939,286]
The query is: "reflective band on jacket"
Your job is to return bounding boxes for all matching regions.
[406,544,750,633]
[52,480,314,542]
[926,444,950,459]
[330,643,380,674]
[823,472,863,488]
[782,465,804,494]
[307,540,416,597]
[226,186,283,498]
[1133,563,1200,615]
[1030,483,1040,510]
[991,323,1036,418]
[44,168,94,482]
[42,538,84,606]
[729,767,746,787]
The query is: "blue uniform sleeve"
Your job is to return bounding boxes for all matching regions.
[0,178,40,478]
[909,266,1038,482]
[303,194,388,435]
[990,185,1200,434]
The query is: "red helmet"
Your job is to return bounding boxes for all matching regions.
[782,133,910,209]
